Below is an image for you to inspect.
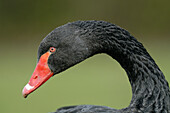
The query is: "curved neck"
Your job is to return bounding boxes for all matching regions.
[80,21,170,112]
[104,31,170,112]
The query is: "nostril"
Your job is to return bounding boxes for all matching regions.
[34,76,38,79]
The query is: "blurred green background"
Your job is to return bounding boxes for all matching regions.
[0,0,170,113]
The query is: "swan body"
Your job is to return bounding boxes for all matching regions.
[23,21,170,113]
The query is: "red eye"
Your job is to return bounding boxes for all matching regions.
[49,47,56,53]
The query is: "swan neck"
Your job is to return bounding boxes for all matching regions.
[81,21,170,111]
[103,33,170,112]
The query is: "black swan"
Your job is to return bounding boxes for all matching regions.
[22,21,170,113]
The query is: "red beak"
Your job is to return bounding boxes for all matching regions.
[22,52,54,98]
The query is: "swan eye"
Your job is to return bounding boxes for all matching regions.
[49,47,56,53]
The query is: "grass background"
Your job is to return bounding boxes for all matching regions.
[0,0,170,113]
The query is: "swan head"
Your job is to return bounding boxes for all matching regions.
[22,21,94,98]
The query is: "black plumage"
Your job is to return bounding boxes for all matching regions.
[37,21,170,113]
